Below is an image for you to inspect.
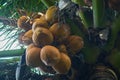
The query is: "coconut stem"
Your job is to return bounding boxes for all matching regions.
[78,9,92,29]
[92,0,105,28]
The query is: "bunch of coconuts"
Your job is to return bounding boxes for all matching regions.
[17,6,84,74]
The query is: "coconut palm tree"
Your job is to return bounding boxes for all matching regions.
[0,0,120,80]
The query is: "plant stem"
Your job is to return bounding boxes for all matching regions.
[92,0,105,28]
[78,10,92,29]
[0,49,25,57]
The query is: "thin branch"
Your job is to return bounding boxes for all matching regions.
[0,16,17,27]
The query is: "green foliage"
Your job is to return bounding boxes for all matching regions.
[0,0,47,18]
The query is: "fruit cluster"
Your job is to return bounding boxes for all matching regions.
[17,6,84,74]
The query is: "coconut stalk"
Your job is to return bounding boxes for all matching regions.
[92,0,105,28]
[0,49,25,57]
[78,9,92,29]
[73,0,93,29]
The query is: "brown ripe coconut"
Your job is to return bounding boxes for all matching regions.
[32,15,49,31]
[26,44,55,73]
[57,44,68,53]
[40,45,61,66]
[17,16,31,31]
[22,29,33,45]
[26,44,42,67]
[66,35,84,54]
[49,23,70,43]
[52,53,71,74]
[32,27,54,47]
[45,6,58,23]
[30,12,44,24]
[26,43,35,52]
